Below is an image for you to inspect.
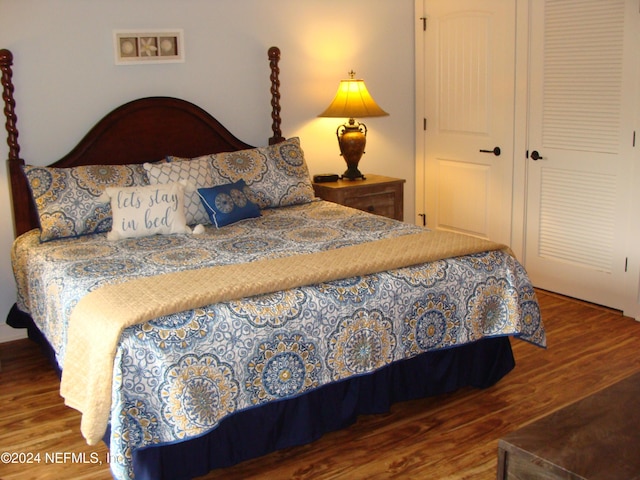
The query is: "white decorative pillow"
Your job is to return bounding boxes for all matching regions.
[143,157,213,226]
[103,182,191,241]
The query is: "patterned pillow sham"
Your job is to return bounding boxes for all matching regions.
[143,157,213,226]
[103,182,191,241]
[197,180,261,228]
[210,137,315,209]
[168,137,315,210]
[23,163,149,242]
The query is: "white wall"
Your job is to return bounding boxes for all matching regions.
[0,0,417,342]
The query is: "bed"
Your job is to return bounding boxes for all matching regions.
[1,46,545,480]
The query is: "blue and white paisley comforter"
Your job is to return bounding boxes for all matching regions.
[11,200,545,480]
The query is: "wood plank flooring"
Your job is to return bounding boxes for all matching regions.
[1,290,639,480]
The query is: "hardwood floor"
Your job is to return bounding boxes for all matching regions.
[1,290,639,480]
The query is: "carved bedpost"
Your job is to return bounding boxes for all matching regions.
[268,46,285,145]
[1,49,33,237]
[1,50,20,161]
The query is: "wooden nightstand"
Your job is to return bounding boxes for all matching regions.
[312,174,405,221]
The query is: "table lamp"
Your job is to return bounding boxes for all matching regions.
[318,71,388,180]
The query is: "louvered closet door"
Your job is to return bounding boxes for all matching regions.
[525,0,637,310]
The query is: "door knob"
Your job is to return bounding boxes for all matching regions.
[479,146,501,156]
[530,150,543,160]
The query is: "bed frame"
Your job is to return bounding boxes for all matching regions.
[0,46,285,238]
[1,46,516,479]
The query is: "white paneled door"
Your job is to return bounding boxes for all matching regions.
[525,0,637,311]
[418,0,516,245]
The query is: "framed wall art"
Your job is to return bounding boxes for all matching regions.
[114,29,184,65]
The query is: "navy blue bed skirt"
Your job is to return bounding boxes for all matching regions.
[7,303,515,480]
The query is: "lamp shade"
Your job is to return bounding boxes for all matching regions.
[318,75,388,119]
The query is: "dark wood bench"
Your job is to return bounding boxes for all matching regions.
[497,371,640,479]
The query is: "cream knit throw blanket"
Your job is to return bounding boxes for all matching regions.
[60,230,505,445]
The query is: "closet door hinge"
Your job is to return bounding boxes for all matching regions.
[633,131,636,147]
[420,17,427,31]
[423,118,427,131]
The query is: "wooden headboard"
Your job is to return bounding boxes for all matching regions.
[0,46,285,237]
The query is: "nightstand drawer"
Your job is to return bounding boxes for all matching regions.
[343,191,396,218]
[312,174,405,221]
